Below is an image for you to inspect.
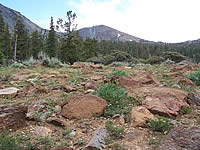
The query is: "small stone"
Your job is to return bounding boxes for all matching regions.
[130,106,155,127]
[69,131,76,137]
[0,87,19,97]
[188,92,200,106]
[34,126,52,138]
[46,117,67,127]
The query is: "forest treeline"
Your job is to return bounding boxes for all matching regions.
[0,11,200,65]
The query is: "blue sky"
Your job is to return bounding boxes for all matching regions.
[1,0,200,43]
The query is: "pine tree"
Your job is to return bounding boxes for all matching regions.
[0,11,5,63]
[81,38,97,61]
[30,30,44,58]
[46,17,57,57]
[3,23,11,60]
[13,17,29,61]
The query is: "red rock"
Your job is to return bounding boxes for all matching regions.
[157,126,200,150]
[128,87,189,118]
[0,104,27,132]
[62,85,76,92]
[111,72,159,90]
[171,64,193,72]
[34,126,52,138]
[85,81,98,90]
[133,72,160,86]
[61,94,107,119]
[90,74,105,81]
[130,106,155,127]
[36,85,48,93]
[111,76,141,90]
[175,76,195,88]
[143,96,188,118]
[46,117,67,127]
[26,101,46,120]
[163,72,182,78]
[90,64,103,69]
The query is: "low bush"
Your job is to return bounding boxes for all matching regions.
[108,70,127,78]
[88,50,133,65]
[186,68,200,86]
[105,121,124,140]
[93,83,134,117]
[9,62,27,68]
[146,116,172,134]
[0,131,21,150]
[163,51,187,63]
[146,56,164,65]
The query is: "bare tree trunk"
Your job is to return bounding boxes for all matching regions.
[14,34,18,63]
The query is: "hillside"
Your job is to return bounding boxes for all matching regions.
[0,62,200,149]
[0,3,43,33]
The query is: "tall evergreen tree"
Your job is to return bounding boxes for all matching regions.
[0,11,5,63]
[13,17,29,61]
[3,23,11,60]
[30,30,43,58]
[46,17,57,57]
[81,38,97,61]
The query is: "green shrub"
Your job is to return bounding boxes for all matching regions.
[186,68,200,86]
[146,56,164,64]
[146,116,172,134]
[38,137,55,150]
[22,56,37,66]
[110,61,130,67]
[108,70,127,78]
[0,131,21,150]
[182,106,193,114]
[9,63,27,68]
[93,83,134,117]
[88,50,133,65]
[163,51,187,63]
[105,121,124,140]
[38,51,63,67]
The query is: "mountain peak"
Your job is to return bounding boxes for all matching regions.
[79,25,143,42]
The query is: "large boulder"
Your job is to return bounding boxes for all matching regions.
[61,94,107,119]
[171,64,193,72]
[132,72,160,86]
[111,76,140,90]
[130,106,155,127]
[143,96,188,118]
[129,87,189,118]
[111,72,160,90]
[0,104,27,132]
[157,126,200,150]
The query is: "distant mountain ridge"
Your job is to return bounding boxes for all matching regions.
[0,3,145,42]
[78,25,144,42]
[1,3,199,44]
[0,3,44,33]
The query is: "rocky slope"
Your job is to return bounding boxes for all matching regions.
[0,62,200,149]
[0,3,44,33]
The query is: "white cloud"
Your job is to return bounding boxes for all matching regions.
[71,0,200,43]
